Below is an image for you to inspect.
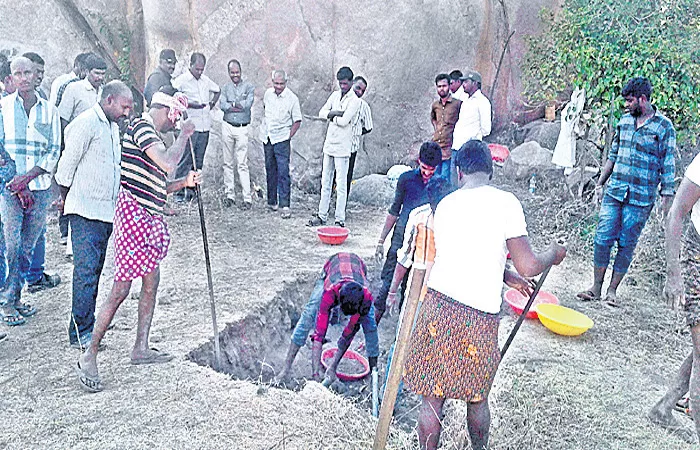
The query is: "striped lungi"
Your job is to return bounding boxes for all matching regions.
[403,288,501,402]
[114,188,171,282]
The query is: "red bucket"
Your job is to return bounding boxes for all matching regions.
[317,226,349,245]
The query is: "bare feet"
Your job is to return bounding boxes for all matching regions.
[648,406,696,444]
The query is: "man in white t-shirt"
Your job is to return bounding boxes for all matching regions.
[403,139,566,450]
[649,153,700,440]
[172,52,220,201]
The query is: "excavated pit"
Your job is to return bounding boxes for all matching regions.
[187,269,420,427]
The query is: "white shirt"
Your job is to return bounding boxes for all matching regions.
[452,89,492,150]
[685,154,700,233]
[351,98,373,154]
[55,104,121,223]
[428,185,528,314]
[57,78,99,123]
[452,88,468,101]
[172,71,220,131]
[261,87,302,145]
[49,71,78,107]
[319,89,361,157]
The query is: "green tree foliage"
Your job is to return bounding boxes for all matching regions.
[521,0,700,140]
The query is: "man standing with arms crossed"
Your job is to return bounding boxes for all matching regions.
[577,77,675,307]
[261,70,302,219]
[308,66,361,228]
[55,81,133,350]
[220,59,255,209]
[172,53,220,202]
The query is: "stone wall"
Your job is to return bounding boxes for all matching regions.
[0,0,559,193]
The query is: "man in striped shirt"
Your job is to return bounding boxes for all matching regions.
[0,57,61,327]
[50,52,90,108]
[55,81,133,350]
[77,92,200,392]
[346,75,373,200]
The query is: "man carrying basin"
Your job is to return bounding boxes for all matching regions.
[403,140,566,450]
[274,252,378,386]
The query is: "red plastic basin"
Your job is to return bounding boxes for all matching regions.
[488,143,510,164]
[317,226,349,245]
[503,288,559,319]
[321,347,370,382]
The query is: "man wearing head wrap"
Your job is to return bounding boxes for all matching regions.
[76,91,201,392]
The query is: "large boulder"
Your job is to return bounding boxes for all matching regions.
[503,141,557,180]
[523,119,561,151]
[348,174,395,207]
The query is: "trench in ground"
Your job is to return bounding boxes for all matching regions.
[187,269,420,429]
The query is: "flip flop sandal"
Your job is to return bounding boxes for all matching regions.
[0,332,7,341]
[1,309,26,327]
[576,290,600,301]
[14,303,37,317]
[130,347,175,365]
[675,396,692,417]
[75,361,103,393]
[605,294,620,308]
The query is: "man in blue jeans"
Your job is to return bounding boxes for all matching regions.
[55,81,133,349]
[0,57,61,326]
[274,252,379,386]
[374,142,442,324]
[577,77,676,307]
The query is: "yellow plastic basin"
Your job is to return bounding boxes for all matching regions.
[535,303,594,336]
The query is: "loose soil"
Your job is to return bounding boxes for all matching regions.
[0,171,697,449]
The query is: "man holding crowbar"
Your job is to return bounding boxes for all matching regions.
[77,92,202,392]
[373,140,566,450]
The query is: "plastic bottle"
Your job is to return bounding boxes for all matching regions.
[529,173,537,194]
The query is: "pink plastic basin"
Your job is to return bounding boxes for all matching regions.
[503,288,559,319]
[488,143,510,164]
[320,347,370,382]
[317,226,349,245]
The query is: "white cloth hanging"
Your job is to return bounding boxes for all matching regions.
[552,88,586,168]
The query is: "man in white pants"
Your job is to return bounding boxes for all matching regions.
[219,59,255,209]
[307,66,360,228]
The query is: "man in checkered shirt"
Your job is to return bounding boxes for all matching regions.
[0,57,61,326]
[578,77,676,308]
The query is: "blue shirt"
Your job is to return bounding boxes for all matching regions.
[389,168,430,228]
[0,139,16,191]
[606,109,676,206]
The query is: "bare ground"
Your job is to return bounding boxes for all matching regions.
[0,178,697,449]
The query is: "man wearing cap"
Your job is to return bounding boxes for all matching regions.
[144,49,177,107]
[219,59,255,209]
[172,52,220,202]
[76,91,201,392]
[452,70,491,151]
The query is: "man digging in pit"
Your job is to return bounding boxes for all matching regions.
[76,92,201,392]
[648,148,700,442]
[274,252,379,386]
[577,77,676,308]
